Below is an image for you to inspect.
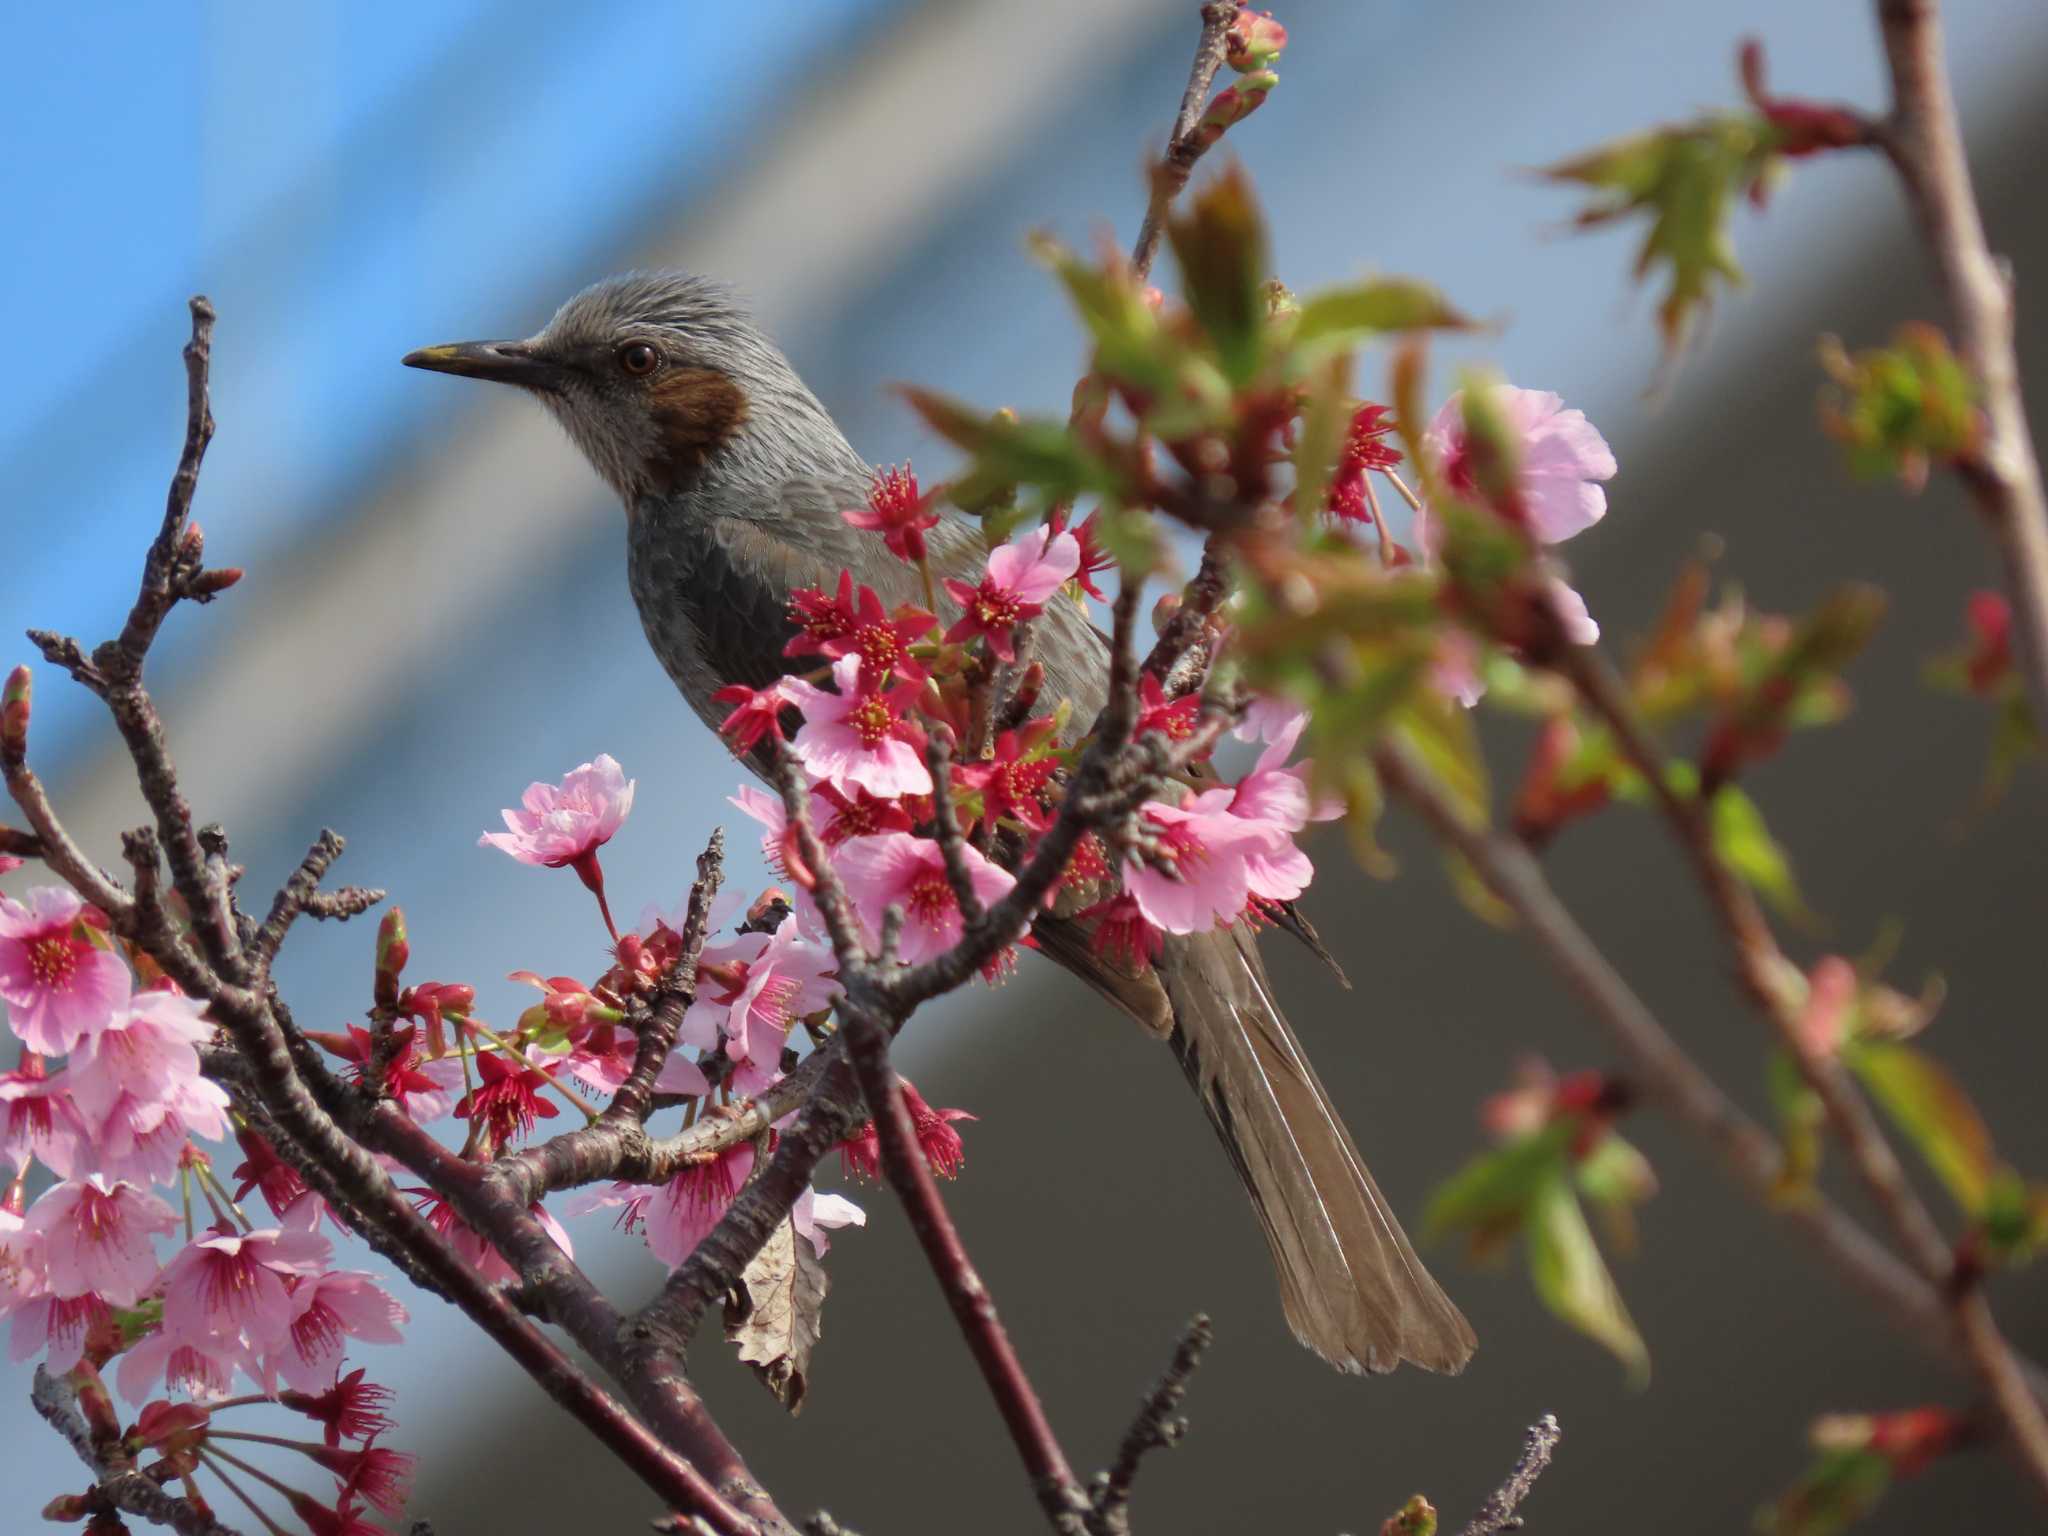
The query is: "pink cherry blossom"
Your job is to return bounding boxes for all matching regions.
[943,525,1082,662]
[67,987,224,1128]
[0,1203,45,1317]
[0,887,131,1054]
[158,1225,333,1350]
[1122,799,1290,934]
[411,1190,571,1288]
[27,1176,176,1306]
[834,832,1016,965]
[67,988,231,1186]
[114,1327,242,1404]
[644,1141,754,1267]
[1419,385,1616,548]
[1181,716,1337,907]
[479,754,635,867]
[684,918,837,1094]
[10,1293,110,1374]
[0,1055,87,1177]
[793,1188,865,1257]
[268,1269,408,1395]
[784,655,932,800]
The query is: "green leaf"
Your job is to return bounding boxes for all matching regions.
[1290,277,1472,353]
[1525,1168,1650,1385]
[1709,786,1812,924]
[1849,1039,1998,1217]
[1389,687,1491,830]
[1030,232,1178,399]
[1767,1048,1827,1203]
[1818,324,1982,490]
[1167,164,1269,386]
[1425,1122,1574,1245]
[896,387,1126,507]
[1757,1448,1892,1536]
[1540,113,1776,367]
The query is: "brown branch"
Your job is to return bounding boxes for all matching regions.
[604,830,723,1126]
[1871,0,2048,736]
[1552,639,2048,1498]
[1129,2,1239,282]
[836,990,1093,1535]
[1371,739,2048,1403]
[32,1367,244,1536]
[359,1104,786,1536]
[1456,1415,1562,1536]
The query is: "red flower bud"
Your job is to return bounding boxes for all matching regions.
[1,665,30,765]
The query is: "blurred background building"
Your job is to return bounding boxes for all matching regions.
[6,1,2048,1531]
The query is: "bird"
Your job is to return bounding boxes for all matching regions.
[404,270,1476,1376]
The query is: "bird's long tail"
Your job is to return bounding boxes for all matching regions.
[1039,914,1477,1376]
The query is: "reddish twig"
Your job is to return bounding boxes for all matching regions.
[1871,0,2048,736]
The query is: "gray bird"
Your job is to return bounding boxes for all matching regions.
[404,271,1475,1376]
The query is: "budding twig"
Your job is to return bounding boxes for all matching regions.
[1456,1415,1562,1536]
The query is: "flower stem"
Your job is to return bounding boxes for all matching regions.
[569,849,620,944]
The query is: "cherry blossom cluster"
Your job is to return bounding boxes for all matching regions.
[0,887,413,1531]
[1319,384,1616,706]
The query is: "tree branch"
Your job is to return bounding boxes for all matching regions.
[1130,2,1240,282]
[33,1366,245,1536]
[1372,739,2048,1407]
[1871,0,2048,735]
[1550,638,2048,1498]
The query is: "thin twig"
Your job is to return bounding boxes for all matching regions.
[604,831,723,1126]
[1871,0,2048,735]
[1130,2,1240,281]
[1457,1415,1562,1536]
[1091,1315,1214,1535]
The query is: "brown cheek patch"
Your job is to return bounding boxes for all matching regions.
[648,369,750,490]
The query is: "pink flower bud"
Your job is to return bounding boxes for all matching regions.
[1225,9,1287,72]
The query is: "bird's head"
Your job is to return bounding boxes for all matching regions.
[404,270,856,510]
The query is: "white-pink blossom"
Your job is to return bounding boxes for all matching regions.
[784,656,932,800]
[683,918,837,1095]
[157,1225,333,1351]
[834,832,1016,965]
[114,1327,241,1404]
[267,1269,408,1395]
[67,988,231,1186]
[0,1060,87,1177]
[793,1188,865,1257]
[479,754,635,867]
[644,1142,754,1268]
[0,887,131,1055]
[26,1176,176,1307]
[1419,385,1616,548]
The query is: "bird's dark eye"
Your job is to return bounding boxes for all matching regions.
[617,341,659,377]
